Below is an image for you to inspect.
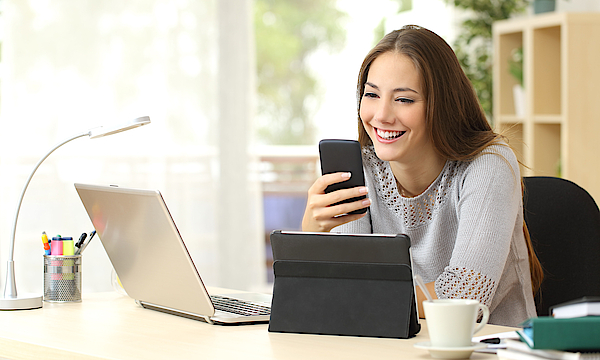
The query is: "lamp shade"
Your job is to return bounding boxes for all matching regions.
[89,116,150,139]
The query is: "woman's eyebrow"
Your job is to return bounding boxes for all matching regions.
[365,82,418,94]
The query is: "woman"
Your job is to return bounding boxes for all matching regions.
[302,25,542,327]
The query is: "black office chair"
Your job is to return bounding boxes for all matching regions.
[523,176,600,316]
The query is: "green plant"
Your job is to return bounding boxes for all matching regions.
[254,0,347,145]
[508,47,524,87]
[446,0,529,122]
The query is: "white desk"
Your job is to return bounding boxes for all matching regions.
[0,290,515,360]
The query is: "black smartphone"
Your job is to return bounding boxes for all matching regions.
[318,139,368,215]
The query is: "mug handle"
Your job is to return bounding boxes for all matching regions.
[473,303,490,335]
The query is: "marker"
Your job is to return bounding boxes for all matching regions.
[62,237,74,255]
[51,236,63,255]
[42,231,51,255]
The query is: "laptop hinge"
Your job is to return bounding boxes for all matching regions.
[136,300,214,324]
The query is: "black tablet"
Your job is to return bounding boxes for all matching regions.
[268,230,421,338]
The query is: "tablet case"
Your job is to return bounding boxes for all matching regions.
[268,231,421,338]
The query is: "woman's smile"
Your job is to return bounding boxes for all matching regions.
[375,128,406,143]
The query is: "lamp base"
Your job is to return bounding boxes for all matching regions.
[0,294,43,310]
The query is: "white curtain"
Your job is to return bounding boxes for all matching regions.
[0,0,266,295]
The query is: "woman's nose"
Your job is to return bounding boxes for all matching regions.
[374,100,394,124]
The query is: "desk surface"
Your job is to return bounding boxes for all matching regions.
[0,290,515,360]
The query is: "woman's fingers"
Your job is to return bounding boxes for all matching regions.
[302,173,371,232]
[308,172,352,195]
[303,211,367,233]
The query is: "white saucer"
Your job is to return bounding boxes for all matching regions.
[414,341,487,359]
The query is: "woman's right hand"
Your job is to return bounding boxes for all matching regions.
[301,172,371,232]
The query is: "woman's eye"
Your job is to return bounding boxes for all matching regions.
[363,92,378,98]
[396,97,414,103]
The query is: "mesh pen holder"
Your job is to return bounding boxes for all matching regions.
[43,255,82,302]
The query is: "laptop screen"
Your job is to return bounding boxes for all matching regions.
[75,183,214,317]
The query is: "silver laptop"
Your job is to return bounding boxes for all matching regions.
[74,183,271,324]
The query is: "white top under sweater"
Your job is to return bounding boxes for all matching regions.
[334,144,537,326]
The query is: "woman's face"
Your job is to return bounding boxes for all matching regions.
[360,52,435,165]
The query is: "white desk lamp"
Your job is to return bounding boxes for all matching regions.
[0,116,150,310]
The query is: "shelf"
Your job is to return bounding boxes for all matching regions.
[493,12,600,200]
[532,26,561,116]
[496,115,524,124]
[532,123,561,177]
[532,115,562,124]
[496,31,523,117]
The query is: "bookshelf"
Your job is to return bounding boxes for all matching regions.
[493,12,600,201]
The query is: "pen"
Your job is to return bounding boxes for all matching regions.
[76,230,96,255]
[75,232,87,250]
[42,231,51,255]
[480,338,501,344]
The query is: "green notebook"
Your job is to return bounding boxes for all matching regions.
[518,316,600,351]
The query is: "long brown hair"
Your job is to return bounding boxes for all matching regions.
[356,25,543,293]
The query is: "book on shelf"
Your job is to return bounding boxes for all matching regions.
[497,340,600,360]
[518,316,600,351]
[551,297,600,319]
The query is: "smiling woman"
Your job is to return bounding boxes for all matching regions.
[302,25,543,327]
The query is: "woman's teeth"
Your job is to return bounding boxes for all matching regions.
[377,128,404,140]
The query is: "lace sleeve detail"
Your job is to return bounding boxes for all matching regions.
[434,266,496,307]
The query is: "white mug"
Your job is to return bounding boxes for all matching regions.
[423,299,490,347]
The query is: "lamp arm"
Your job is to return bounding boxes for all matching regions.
[3,130,90,298]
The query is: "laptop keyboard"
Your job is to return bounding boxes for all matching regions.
[210,295,271,316]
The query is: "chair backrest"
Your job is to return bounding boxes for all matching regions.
[523,176,600,316]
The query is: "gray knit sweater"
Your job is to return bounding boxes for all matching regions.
[334,144,537,326]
